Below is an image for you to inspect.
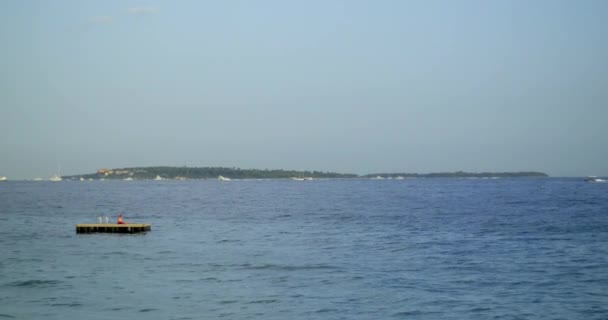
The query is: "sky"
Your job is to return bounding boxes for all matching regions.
[1,0,607,178]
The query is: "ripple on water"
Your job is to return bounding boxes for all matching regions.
[247,299,278,304]
[216,239,242,244]
[199,277,220,282]
[6,280,63,288]
[241,263,339,272]
[392,310,442,317]
[50,303,82,307]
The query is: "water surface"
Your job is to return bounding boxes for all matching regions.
[0,178,607,319]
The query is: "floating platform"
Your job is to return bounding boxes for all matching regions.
[76,224,151,234]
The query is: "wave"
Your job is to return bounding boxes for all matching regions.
[200,277,219,282]
[241,263,339,272]
[6,279,63,288]
[392,310,441,317]
[174,279,194,283]
[247,299,278,304]
[216,239,241,243]
[50,303,82,307]
[392,310,424,317]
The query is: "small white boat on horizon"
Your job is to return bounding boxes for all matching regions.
[585,176,606,183]
[218,175,231,181]
[0,176,7,181]
[154,175,164,181]
[291,176,313,181]
[49,164,62,182]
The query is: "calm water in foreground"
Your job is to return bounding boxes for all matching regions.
[0,178,607,319]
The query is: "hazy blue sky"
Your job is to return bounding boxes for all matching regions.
[1,0,607,178]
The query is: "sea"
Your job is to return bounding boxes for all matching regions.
[0,178,607,320]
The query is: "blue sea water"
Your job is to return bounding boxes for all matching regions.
[0,178,607,319]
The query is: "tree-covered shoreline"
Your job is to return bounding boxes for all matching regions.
[62,166,548,180]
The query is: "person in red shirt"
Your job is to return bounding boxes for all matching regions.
[117,214,125,224]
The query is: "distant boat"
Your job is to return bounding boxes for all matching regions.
[33,177,43,181]
[0,176,7,181]
[49,164,62,182]
[372,176,385,180]
[218,175,231,181]
[395,176,405,180]
[290,177,305,181]
[154,175,163,181]
[124,177,134,181]
[79,177,85,181]
[585,176,606,183]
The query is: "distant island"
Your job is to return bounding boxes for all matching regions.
[62,167,548,180]
[64,167,357,180]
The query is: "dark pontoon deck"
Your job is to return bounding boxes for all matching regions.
[76,224,151,234]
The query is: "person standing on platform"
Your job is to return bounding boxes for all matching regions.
[117,214,125,224]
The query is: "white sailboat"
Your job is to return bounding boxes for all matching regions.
[585,176,606,183]
[218,175,231,181]
[49,165,63,182]
[0,176,7,181]
[291,171,312,180]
